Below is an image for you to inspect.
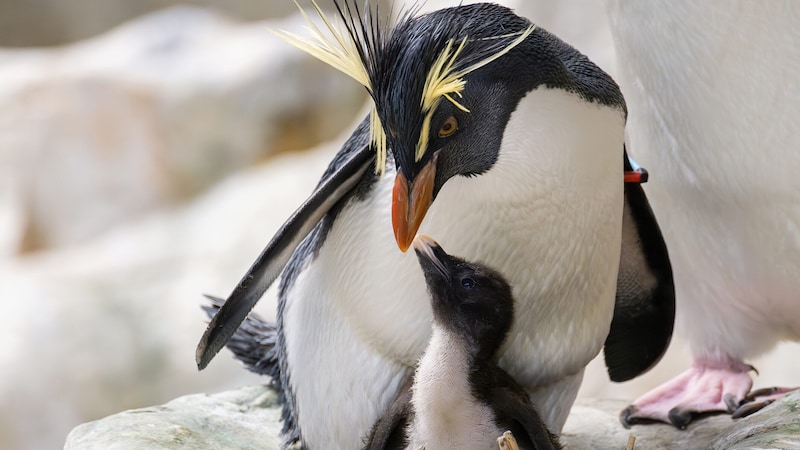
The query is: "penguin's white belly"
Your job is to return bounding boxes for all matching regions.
[610,1,800,359]
[283,88,625,449]
[664,197,800,358]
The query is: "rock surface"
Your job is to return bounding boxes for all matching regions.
[65,385,283,450]
[0,6,364,253]
[0,136,343,450]
[564,394,800,449]
[65,386,800,450]
[0,1,301,47]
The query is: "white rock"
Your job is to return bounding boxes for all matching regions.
[0,130,347,450]
[0,0,304,47]
[64,386,800,449]
[0,6,365,253]
[64,386,284,450]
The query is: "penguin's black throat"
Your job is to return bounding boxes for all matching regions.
[413,235,514,361]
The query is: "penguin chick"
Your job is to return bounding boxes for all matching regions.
[365,235,560,450]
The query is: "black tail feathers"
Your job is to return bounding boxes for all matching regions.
[201,295,280,379]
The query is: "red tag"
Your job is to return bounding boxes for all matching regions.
[624,169,648,184]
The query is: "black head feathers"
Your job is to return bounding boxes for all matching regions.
[275,1,534,174]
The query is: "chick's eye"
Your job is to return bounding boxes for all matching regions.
[461,277,475,289]
[438,116,458,138]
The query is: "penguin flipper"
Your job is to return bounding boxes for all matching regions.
[364,377,413,450]
[604,150,675,382]
[491,387,561,450]
[196,119,375,370]
[201,295,279,378]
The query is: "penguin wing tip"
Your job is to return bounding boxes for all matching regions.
[195,346,209,371]
[196,314,235,372]
[195,335,224,371]
[195,317,222,366]
[196,293,228,371]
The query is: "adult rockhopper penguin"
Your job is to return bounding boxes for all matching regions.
[365,235,560,450]
[196,2,674,449]
[609,0,800,428]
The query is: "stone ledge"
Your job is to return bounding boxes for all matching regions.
[65,386,800,449]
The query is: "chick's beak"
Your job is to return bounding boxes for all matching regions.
[412,234,448,276]
[392,155,437,252]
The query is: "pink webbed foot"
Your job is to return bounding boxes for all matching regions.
[730,386,800,419]
[620,358,755,429]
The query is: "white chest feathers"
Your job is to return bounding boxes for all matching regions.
[407,329,504,450]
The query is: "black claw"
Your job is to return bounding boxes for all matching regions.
[744,387,778,402]
[746,364,759,376]
[619,405,637,429]
[732,399,774,419]
[724,393,742,413]
[667,407,692,430]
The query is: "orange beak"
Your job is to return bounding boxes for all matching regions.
[392,156,437,252]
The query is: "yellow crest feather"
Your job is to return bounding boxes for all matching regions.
[369,106,387,173]
[275,1,536,173]
[415,24,536,162]
[273,0,371,88]
[274,0,389,175]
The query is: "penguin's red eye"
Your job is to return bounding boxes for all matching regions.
[461,277,475,289]
[438,116,458,138]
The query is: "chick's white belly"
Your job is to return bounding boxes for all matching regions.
[408,329,504,450]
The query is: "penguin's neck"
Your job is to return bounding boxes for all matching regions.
[408,325,501,450]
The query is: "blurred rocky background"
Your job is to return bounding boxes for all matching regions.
[1,1,798,449]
